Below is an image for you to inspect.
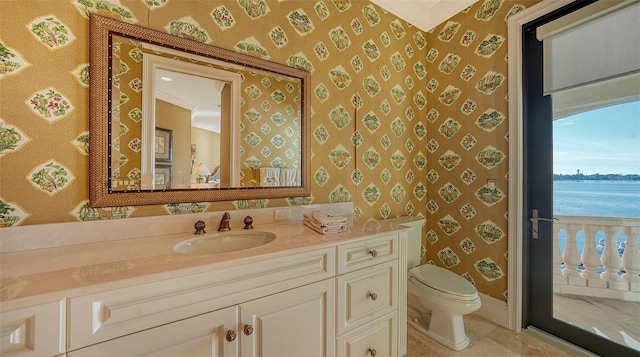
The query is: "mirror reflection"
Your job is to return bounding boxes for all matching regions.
[108,34,302,191]
[89,14,311,207]
[152,68,229,190]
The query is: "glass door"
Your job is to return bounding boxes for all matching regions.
[522,2,639,355]
[552,100,640,353]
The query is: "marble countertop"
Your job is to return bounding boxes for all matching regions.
[0,217,414,309]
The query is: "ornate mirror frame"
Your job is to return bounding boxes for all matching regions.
[89,14,311,207]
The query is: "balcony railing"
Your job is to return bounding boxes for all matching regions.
[553,215,640,302]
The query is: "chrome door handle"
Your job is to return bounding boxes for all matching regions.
[530,209,558,239]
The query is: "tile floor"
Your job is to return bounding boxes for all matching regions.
[406,314,579,356]
[553,294,640,352]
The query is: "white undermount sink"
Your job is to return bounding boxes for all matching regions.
[173,230,276,255]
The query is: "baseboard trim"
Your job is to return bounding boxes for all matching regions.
[475,293,509,328]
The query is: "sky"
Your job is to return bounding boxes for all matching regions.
[553,100,640,175]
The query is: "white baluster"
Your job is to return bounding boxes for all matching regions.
[600,225,625,290]
[562,224,586,286]
[580,224,606,288]
[553,224,566,285]
[621,226,640,292]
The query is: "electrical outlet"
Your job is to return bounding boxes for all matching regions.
[274,208,291,221]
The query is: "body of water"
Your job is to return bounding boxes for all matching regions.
[553,180,639,258]
[554,180,640,217]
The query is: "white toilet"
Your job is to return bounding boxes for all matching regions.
[386,217,481,351]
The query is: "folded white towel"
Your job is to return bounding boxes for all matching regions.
[280,168,297,186]
[303,212,347,228]
[260,167,280,187]
[303,216,346,230]
[310,210,348,226]
[304,217,346,234]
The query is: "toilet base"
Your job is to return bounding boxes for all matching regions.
[407,308,470,351]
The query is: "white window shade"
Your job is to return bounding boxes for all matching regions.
[551,72,640,119]
[537,0,640,94]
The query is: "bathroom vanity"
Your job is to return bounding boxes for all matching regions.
[0,216,415,356]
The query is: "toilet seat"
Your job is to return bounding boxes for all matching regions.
[409,265,478,300]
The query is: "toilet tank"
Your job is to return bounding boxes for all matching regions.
[384,216,425,270]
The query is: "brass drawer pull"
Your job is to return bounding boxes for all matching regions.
[226,329,236,342]
[368,348,377,356]
[368,292,378,301]
[243,324,254,336]
[369,250,378,257]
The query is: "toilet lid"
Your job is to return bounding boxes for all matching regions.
[409,264,477,297]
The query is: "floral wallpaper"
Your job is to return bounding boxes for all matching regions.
[240,73,301,186]
[422,0,541,300]
[110,40,143,190]
[0,0,539,301]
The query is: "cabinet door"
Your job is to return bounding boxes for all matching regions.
[67,306,238,357]
[336,312,397,357]
[241,279,335,357]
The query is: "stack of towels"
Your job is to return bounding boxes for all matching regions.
[280,168,298,186]
[259,167,280,187]
[303,210,348,234]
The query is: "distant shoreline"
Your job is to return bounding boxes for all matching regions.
[553,174,640,181]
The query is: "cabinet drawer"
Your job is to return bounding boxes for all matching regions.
[337,260,398,335]
[68,246,334,350]
[67,306,238,357]
[337,234,397,274]
[336,312,397,357]
[0,300,65,357]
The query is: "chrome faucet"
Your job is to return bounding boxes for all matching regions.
[194,220,206,234]
[218,212,231,231]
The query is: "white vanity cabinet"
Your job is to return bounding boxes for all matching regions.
[65,246,335,356]
[335,233,401,357]
[1,225,409,357]
[68,279,335,357]
[0,300,65,357]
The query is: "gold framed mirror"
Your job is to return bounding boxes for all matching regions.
[89,14,311,207]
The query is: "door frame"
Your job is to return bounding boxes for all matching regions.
[509,3,639,355]
[506,0,575,332]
